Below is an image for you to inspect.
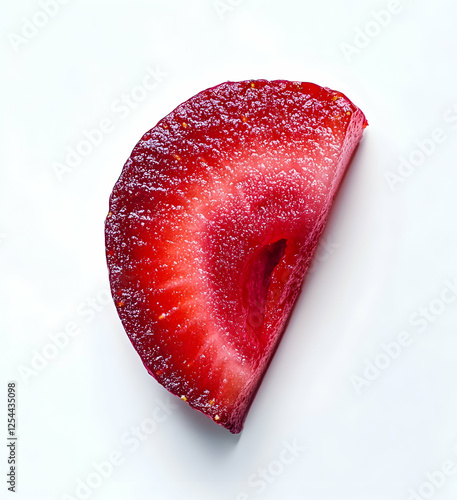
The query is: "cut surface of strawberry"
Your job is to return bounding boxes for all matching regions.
[105,80,367,433]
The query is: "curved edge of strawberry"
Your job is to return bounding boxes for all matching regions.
[141,362,245,434]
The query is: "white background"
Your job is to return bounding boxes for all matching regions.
[2,0,457,499]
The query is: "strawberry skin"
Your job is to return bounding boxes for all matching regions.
[105,80,367,433]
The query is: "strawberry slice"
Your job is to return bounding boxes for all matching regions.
[105,80,367,433]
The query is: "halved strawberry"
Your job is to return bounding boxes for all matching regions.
[105,80,367,433]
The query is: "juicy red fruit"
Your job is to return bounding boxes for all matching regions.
[105,80,367,433]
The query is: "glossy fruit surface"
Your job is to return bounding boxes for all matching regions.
[105,80,367,433]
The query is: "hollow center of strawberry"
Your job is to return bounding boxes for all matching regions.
[242,239,287,333]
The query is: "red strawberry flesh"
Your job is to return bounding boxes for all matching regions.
[105,80,367,433]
